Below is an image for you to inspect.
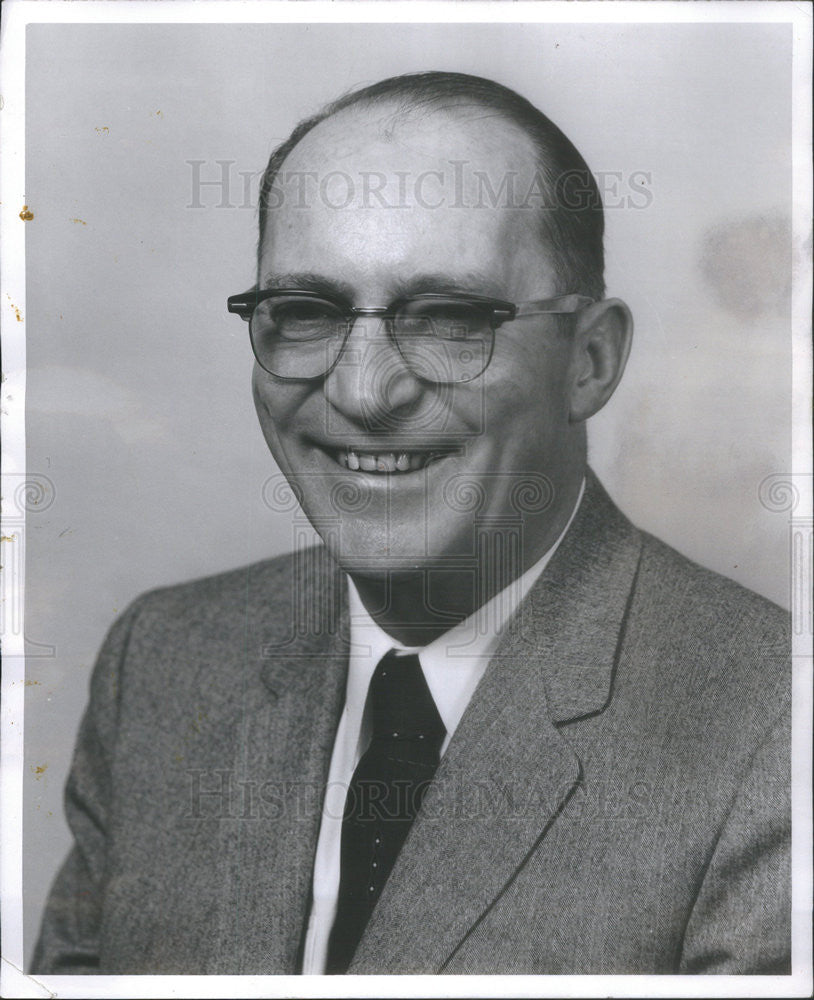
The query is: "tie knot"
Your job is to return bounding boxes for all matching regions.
[369,650,445,746]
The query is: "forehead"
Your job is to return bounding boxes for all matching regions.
[261,102,555,297]
[285,100,536,175]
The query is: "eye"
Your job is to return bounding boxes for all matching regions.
[260,297,345,342]
[397,299,491,340]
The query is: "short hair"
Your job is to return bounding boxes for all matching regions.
[258,71,605,300]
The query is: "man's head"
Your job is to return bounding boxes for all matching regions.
[249,72,632,585]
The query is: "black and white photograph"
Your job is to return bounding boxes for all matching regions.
[1,2,811,997]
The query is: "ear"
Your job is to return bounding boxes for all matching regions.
[568,298,633,423]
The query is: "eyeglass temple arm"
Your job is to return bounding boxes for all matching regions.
[514,294,595,316]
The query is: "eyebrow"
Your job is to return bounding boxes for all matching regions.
[261,270,506,301]
[260,272,356,300]
[392,271,506,299]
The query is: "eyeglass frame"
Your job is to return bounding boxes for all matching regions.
[226,287,595,384]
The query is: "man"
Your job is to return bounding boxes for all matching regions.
[34,71,790,975]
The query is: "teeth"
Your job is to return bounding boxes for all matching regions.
[341,449,442,473]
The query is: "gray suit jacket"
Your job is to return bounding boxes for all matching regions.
[33,472,790,974]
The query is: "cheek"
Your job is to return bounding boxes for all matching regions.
[251,368,305,454]
[252,371,278,442]
[484,336,573,432]
[252,366,296,417]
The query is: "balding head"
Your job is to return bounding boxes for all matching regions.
[261,100,561,305]
[258,71,605,301]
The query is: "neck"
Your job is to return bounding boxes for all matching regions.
[349,473,584,647]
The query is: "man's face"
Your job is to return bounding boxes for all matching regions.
[254,104,585,580]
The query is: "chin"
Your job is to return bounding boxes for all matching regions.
[319,520,473,578]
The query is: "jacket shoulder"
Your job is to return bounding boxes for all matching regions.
[636,530,789,652]
[130,546,335,625]
[97,546,341,698]
[624,531,790,732]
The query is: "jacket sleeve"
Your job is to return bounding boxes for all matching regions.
[679,696,791,974]
[30,598,145,974]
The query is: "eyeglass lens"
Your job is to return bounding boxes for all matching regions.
[250,296,494,383]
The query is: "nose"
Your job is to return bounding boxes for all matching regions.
[323,316,425,428]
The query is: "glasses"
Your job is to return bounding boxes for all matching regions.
[227,288,594,384]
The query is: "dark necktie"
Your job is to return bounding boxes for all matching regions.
[325,650,446,974]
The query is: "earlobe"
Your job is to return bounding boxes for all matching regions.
[569,298,634,423]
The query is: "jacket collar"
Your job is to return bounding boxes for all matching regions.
[257,546,349,700]
[499,467,643,724]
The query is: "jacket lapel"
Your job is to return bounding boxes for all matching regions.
[216,548,350,973]
[349,472,643,973]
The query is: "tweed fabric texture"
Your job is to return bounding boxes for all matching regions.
[32,470,791,975]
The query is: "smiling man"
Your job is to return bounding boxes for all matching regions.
[34,72,790,976]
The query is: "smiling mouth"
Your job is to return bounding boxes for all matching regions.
[333,447,460,473]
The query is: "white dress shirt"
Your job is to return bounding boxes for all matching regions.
[300,480,584,973]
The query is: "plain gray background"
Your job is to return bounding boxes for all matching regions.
[24,21,792,965]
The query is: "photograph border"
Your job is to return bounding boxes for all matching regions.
[2,2,811,998]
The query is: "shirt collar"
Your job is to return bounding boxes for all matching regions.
[345,478,585,745]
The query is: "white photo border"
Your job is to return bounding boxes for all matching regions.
[1,2,811,998]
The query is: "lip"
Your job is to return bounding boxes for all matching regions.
[331,440,464,452]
